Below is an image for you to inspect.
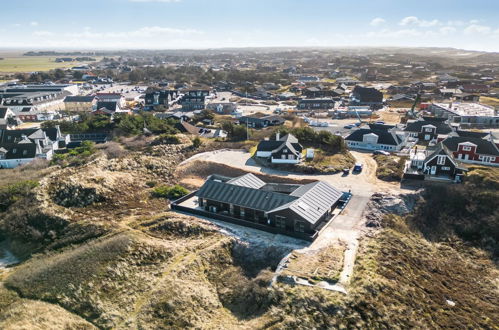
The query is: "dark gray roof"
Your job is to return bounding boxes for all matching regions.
[455,130,490,139]
[196,173,342,225]
[0,107,11,119]
[442,136,499,156]
[64,95,96,103]
[1,143,37,159]
[345,128,402,146]
[196,179,297,212]
[404,119,452,134]
[96,101,118,111]
[257,134,302,153]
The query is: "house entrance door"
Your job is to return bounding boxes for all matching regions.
[431,166,437,175]
[464,154,469,160]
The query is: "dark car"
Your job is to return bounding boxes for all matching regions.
[353,163,363,172]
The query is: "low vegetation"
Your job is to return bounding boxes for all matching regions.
[409,166,499,256]
[0,180,39,212]
[42,112,179,137]
[373,154,407,181]
[51,141,97,166]
[152,184,189,200]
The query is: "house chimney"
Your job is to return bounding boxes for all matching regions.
[276,132,280,141]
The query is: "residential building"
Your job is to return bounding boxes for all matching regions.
[180,89,210,111]
[297,98,335,110]
[239,115,285,128]
[190,173,343,239]
[95,93,126,108]
[345,124,406,151]
[302,87,340,98]
[405,143,467,181]
[429,102,499,127]
[256,133,303,164]
[179,120,227,139]
[144,88,179,111]
[0,107,21,130]
[403,117,452,141]
[442,135,499,166]
[350,86,383,109]
[0,126,68,168]
[63,95,97,112]
[206,102,238,114]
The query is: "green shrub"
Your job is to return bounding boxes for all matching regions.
[153,134,181,145]
[192,137,202,149]
[0,180,39,212]
[152,185,189,200]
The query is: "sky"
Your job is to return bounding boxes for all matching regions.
[1,0,499,51]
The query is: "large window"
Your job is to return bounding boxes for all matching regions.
[275,216,286,229]
[437,155,446,165]
[294,221,305,233]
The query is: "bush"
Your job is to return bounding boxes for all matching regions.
[192,137,202,148]
[152,185,189,200]
[153,134,181,145]
[0,180,39,212]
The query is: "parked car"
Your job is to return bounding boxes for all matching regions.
[373,150,390,156]
[344,124,355,129]
[342,168,350,175]
[353,163,363,172]
[375,121,385,124]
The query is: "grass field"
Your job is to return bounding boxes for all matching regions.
[0,54,99,73]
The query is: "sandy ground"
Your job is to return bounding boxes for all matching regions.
[178,149,407,293]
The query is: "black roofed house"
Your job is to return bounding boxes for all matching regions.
[345,124,406,151]
[176,173,343,240]
[405,143,467,182]
[239,115,285,129]
[403,117,452,142]
[180,89,210,111]
[0,126,67,168]
[0,107,21,130]
[256,133,303,164]
[350,86,383,109]
[144,88,179,111]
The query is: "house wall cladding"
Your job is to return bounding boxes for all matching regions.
[171,203,318,241]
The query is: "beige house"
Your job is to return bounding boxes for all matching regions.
[63,95,97,112]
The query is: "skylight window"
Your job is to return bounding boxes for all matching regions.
[297,202,309,211]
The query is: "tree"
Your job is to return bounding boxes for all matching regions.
[192,137,202,148]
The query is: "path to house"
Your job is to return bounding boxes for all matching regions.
[180,149,407,292]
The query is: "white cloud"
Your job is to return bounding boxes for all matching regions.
[33,30,54,36]
[399,16,440,27]
[30,21,39,26]
[464,24,491,35]
[370,18,386,27]
[64,26,203,39]
[439,26,456,35]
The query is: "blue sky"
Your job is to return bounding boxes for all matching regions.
[1,0,498,51]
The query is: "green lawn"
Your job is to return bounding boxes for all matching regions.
[0,56,100,73]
